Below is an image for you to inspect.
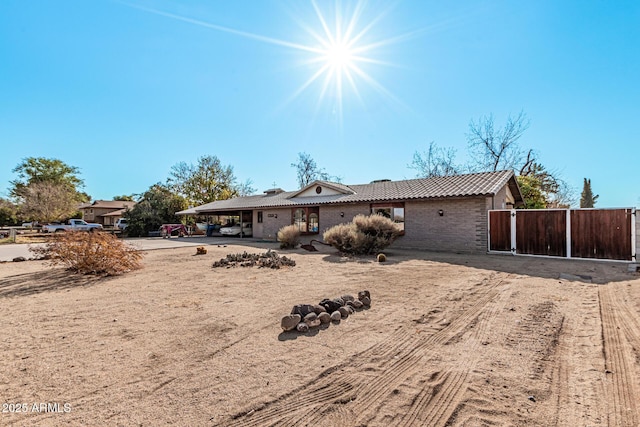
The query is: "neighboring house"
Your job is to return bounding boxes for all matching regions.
[178,170,524,253]
[79,200,136,226]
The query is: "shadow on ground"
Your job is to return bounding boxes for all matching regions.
[0,269,109,298]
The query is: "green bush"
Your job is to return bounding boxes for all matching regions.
[277,225,301,249]
[323,214,401,255]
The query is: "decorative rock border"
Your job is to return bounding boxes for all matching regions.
[281,291,371,332]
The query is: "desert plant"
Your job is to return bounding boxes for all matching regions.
[29,231,143,276]
[277,224,301,249]
[212,250,295,269]
[323,214,401,255]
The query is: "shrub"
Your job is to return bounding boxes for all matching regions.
[323,214,401,255]
[277,224,301,249]
[29,231,143,276]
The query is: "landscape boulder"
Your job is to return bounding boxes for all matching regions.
[281,314,302,332]
[319,299,342,313]
[318,312,331,324]
[291,304,316,318]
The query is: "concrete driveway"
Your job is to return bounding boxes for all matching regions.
[0,236,273,262]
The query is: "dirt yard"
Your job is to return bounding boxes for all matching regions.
[1,242,639,426]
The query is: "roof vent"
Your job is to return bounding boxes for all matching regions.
[263,188,284,195]
[371,179,391,183]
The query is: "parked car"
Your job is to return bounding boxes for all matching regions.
[115,218,128,230]
[43,219,103,233]
[219,223,252,237]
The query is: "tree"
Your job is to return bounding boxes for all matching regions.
[10,157,84,198]
[409,112,577,208]
[516,175,547,209]
[113,195,135,201]
[291,152,341,188]
[10,157,88,221]
[467,111,530,172]
[0,198,18,226]
[409,141,459,178]
[17,181,82,223]
[167,155,254,206]
[124,184,188,237]
[580,178,599,208]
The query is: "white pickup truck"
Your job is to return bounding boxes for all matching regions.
[44,219,103,233]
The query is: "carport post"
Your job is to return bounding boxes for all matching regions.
[240,210,243,239]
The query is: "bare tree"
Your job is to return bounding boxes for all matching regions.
[409,141,459,178]
[467,111,530,172]
[291,153,339,188]
[547,178,577,208]
[18,181,80,223]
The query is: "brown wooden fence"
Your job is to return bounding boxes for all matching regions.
[489,208,636,261]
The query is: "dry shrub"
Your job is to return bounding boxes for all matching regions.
[323,214,401,255]
[29,231,143,276]
[277,224,301,249]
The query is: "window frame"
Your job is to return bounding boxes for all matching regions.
[371,202,405,234]
[291,206,320,235]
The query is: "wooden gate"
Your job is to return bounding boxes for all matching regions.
[489,208,636,261]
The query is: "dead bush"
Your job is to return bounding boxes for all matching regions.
[29,231,143,276]
[323,214,401,255]
[277,224,301,249]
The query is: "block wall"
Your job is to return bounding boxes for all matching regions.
[398,197,489,253]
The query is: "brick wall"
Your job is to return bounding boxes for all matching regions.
[318,204,370,234]
[398,197,489,253]
[258,208,292,240]
[255,198,491,254]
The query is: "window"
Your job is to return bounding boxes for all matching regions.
[257,211,263,223]
[309,212,319,232]
[293,208,307,232]
[371,203,405,231]
[292,207,320,234]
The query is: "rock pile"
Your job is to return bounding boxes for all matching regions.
[196,246,207,255]
[212,250,296,269]
[280,291,371,332]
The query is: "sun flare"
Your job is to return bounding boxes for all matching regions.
[325,42,355,70]
[123,0,415,127]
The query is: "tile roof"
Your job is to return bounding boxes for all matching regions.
[80,200,136,209]
[181,170,519,214]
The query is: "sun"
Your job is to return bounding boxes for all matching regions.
[325,42,355,70]
[122,0,413,126]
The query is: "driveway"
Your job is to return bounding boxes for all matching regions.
[0,236,271,262]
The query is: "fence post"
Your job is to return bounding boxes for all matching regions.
[510,210,517,254]
[566,209,572,259]
[632,208,637,262]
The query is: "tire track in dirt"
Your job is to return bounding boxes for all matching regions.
[549,294,607,427]
[225,273,511,427]
[599,284,640,427]
[402,279,513,426]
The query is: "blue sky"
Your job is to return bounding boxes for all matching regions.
[1,0,638,207]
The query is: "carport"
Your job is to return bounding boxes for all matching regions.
[177,208,253,238]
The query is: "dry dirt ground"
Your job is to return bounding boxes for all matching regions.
[1,242,639,426]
